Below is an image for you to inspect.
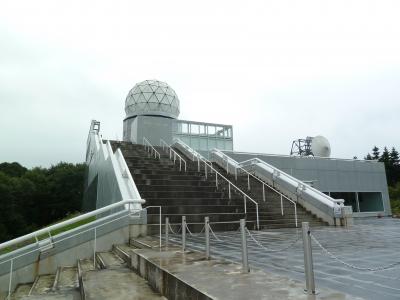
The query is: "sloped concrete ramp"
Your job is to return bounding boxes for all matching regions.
[130,236,360,300]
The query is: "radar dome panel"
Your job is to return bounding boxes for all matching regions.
[125,80,180,119]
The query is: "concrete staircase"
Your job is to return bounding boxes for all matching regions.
[208,163,328,229]
[110,141,326,231]
[9,244,164,300]
[110,141,246,232]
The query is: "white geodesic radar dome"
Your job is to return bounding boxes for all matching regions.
[125,80,180,119]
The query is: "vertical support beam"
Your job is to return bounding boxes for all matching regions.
[240,219,249,273]
[294,204,298,228]
[280,195,284,216]
[165,217,169,248]
[93,228,97,267]
[355,192,360,213]
[8,259,13,299]
[228,183,231,199]
[247,174,250,190]
[262,184,265,202]
[182,216,186,252]
[215,172,218,188]
[159,207,162,248]
[244,195,247,214]
[302,222,316,295]
[205,217,210,259]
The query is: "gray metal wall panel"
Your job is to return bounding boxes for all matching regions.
[223,151,391,215]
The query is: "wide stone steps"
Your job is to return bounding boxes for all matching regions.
[148,212,245,224]
[143,197,245,206]
[140,190,228,199]
[134,178,213,186]
[137,184,221,192]
[9,241,163,300]
[146,205,242,214]
[10,269,80,300]
[111,141,329,231]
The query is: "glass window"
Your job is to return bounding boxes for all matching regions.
[358,192,384,212]
[208,126,216,135]
[330,192,358,212]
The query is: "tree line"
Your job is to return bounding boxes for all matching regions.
[365,146,400,215]
[0,162,85,243]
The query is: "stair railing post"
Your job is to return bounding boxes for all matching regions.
[280,194,284,216]
[240,219,249,273]
[8,258,13,299]
[228,183,231,199]
[182,216,186,252]
[302,222,316,295]
[205,217,210,259]
[262,184,265,202]
[93,227,97,267]
[165,217,169,248]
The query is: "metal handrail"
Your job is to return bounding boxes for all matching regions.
[239,157,344,207]
[0,199,145,252]
[172,139,259,230]
[211,149,298,227]
[143,137,161,159]
[160,139,187,172]
[0,201,163,299]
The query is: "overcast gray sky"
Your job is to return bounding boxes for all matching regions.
[1,0,399,168]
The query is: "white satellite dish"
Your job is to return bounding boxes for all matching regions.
[311,135,331,157]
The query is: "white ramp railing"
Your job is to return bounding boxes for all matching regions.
[172,139,260,230]
[160,139,187,171]
[216,154,345,225]
[211,149,298,228]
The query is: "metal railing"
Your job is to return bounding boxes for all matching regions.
[143,137,161,159]
[160,139,187,172]
[0,199,156,299]
[211,149,298,227]
[239,157,344,208]
[172,139,260,230]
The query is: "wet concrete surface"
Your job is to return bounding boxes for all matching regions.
[166,218,400,300]
[82,268,165,300]
[132,237,359,299]
[57,267,79,289]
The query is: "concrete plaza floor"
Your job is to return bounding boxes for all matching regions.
[169,218,400,300]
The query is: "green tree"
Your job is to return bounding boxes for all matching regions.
[0,162,27,177]
[390,147,399,165]
[364,153,373,160]
[372,146,380,160]
[0,162,86,243]
[379,147,390,164]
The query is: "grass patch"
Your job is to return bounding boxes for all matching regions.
[0,213,95,255]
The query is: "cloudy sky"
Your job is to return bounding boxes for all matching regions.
[1,0,399,168]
